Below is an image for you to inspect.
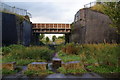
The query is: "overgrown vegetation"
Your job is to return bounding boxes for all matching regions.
[2,43,120,75]
[2,69,18,75]
[58,51,80,62]
[57,67,87,74]
[103,2,120,34]
[1,11,30,22]
[61,43,80,55]
[57,43,120,73]
[2,67,22,75]
[24,70,54,77]
[2,45,54,66]
[90,3,105,13]
[91,2,120,34]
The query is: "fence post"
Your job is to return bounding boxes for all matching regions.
[90,2,91,8]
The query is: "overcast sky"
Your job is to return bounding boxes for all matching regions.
[2,0,96,39]
[2,0,96,23]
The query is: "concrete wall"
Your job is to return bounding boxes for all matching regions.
[23,21,32,46]
[2,12,32,46]
[70,8,120,44]
[0,12,2,47]
[2,12,18,45]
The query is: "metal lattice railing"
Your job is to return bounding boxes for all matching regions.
[84,2,97,8]
[84,2,104,8]
[0,2,32,18]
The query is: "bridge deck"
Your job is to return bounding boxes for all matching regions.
[32,23,71,34]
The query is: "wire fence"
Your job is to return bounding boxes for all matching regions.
[0,2,32,18]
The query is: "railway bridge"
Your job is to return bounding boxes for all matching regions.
[32,23,71,44]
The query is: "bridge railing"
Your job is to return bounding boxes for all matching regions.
[32,24,71,29]
[0,2,32,18]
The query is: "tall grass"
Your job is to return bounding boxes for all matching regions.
[58,43,120,73]
[2,45,54,65]
[79,44,119,66]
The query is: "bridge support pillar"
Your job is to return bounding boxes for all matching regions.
[65,33,70,43]
[32,33,39,45]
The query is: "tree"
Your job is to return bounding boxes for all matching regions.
[46,37,50,43]
[103,2,120,34]
[58,35,65,39]
[52,35,57,42]
[39,34,45,40]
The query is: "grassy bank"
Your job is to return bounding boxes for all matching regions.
[57,43,120,74]
[2,45,54,66]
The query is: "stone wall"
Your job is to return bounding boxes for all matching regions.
[27,62,47,71]
[70,8,120,44]
[0,12,2,47]
[2,62,16,70]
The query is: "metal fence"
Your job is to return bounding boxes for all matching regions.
[84,2,104,8]
[84,2,97,8]
[0,2,32,18]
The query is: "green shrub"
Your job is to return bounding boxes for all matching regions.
[62,43,80,55]
[58,51,80,62]
[8,46,54,61]
[9,44,25,50]
[2,47,11,55]
[58,43,119,74]
[90,4,105,13]
[79,44,119,66]
[3,45,54,66]
[57,67,66,74]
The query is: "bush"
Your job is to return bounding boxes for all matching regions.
[58,43,119,74]
[9,44,25,50]
[79,44,119,66]
[62,43,80,55]
[57,67,66,74]
[2,47,11,55]
[58,51,80,62]
[90,4,105,13]
[3,45,54,66]
[8,46,54,61]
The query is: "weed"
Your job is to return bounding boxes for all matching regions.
[2,69,18,75]
[24,70,54,76]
